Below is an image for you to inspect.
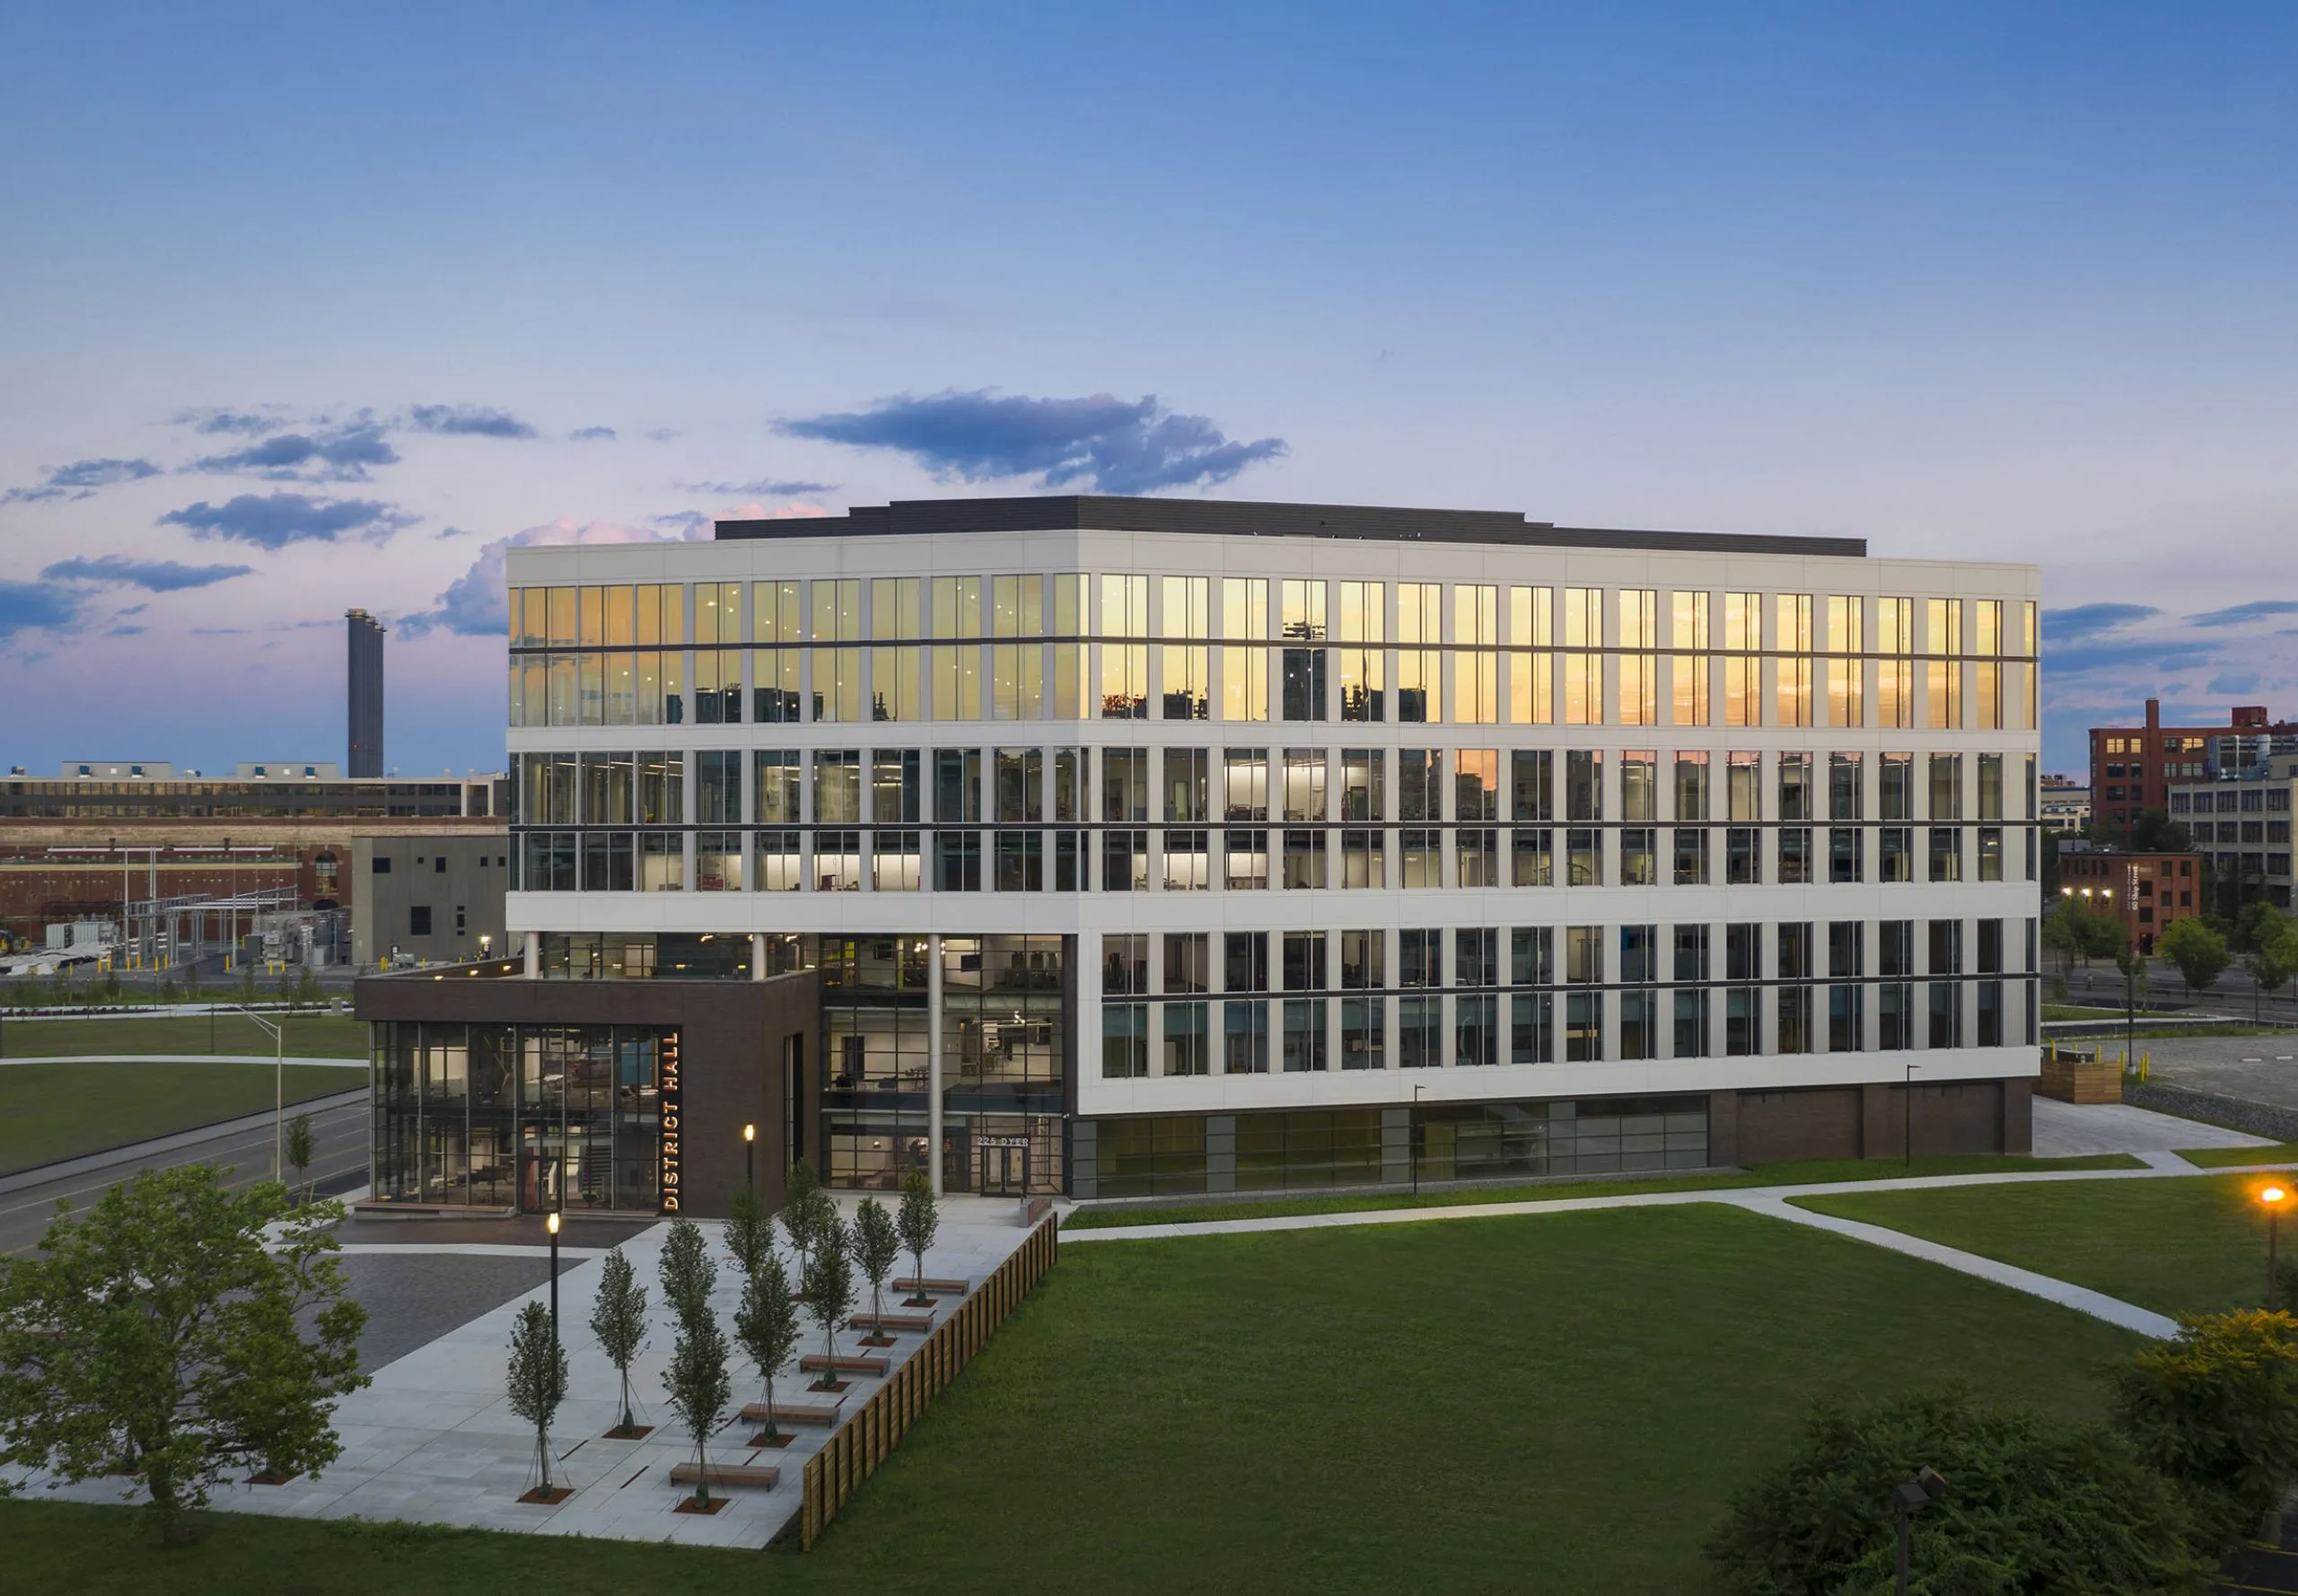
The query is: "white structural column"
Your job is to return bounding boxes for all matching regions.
[927,933,944,1197]
[750,932,766,980]
[522,934,539,978]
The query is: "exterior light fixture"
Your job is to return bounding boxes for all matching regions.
[2263,1185,2288,1310]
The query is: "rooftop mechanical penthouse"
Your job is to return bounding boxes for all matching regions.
[362,494,2043,1217]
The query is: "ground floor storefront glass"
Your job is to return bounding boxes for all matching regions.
[373,1022,671,1211]
[1077,1095,1710,1200]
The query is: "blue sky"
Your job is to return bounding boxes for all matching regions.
[3,2,2294,775]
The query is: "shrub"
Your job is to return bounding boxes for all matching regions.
[2113,1310,2298,1533]
[1706,1390,2214,1595]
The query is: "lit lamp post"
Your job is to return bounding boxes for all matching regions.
[742,1122,756,1196]
[2263,1184,2288,1310]
[546,1209,562,1355]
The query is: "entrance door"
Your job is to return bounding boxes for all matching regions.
[978,1143,1030,1197]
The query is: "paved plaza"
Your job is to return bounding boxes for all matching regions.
[2029,1094,2272,1158]
[3,1194,1040,1550]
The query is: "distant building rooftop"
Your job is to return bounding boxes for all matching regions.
[715,494,1869,558]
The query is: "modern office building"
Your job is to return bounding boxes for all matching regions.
[2170,752,2298,912]
[347,609,386,778]
[363,494,2044,1217]
[2089,699,2298,834]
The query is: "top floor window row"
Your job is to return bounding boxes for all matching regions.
[510,580,2039,657]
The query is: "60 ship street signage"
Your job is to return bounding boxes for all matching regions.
[658,1031,682,1213]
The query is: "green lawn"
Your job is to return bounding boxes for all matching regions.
[1064,1152,2145,1229]
[0,1205,2139,1593]
[0,1012,367,1059]
[0,1060,362,1175]
[1794,1172,2285,1318]
[2184,1143,2298,1168]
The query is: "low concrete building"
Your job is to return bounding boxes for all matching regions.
[2169,752,2298,911]
[352,832,512,969]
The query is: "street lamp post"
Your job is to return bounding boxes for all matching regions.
[234,1005,286,1181]
[743,1122,756,1197]
[2263,1185,2288,1310]
[1904,1063,1918,1168]
[546,1209,562,1376]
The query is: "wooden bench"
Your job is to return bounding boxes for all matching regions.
[848,1311,934,1334]
[739,1402,843,1428]
[1021,1195,1053,1227]
[896,1276,969,1294]
[669,1460,779,1490]
[800,1353,890,1376]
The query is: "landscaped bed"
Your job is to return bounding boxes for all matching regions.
[0,1203,2137,1592]
[1062,1152,2145,1229]
[1793,1171,2287,1318]
[0,1060,359,1175]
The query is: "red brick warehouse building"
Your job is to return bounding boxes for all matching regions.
[2090,699,2298,834]
[2057,846,2203,954]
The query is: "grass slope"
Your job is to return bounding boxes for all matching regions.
[1795,1172,2286,1318]
[1064,1153,2144,1229]
[0,1013,367,1059]
[0,1061,359,1175]
[0,1205,2137,1594]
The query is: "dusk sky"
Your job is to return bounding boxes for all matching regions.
[4,3,2294,777]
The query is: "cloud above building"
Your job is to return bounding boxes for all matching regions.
[673,476,835,496]
[0,580,82,640]
[2039,602,2159,645]
[158,492,418,548]
[405,404,538,439]
[3,456,164,504]
[775,389,1288,495]
[2186,600,2298,628]
[189,421,401,483]
[398,516,715,639]
[39,555,255,591]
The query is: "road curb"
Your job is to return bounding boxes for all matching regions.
[0,1086,369,1196]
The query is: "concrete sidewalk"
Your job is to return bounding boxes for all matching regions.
[3,1194,1043,1550]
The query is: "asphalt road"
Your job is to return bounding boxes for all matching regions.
[0,1089,370,1258]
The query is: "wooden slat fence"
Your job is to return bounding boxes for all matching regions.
[799,1212,1059,1549]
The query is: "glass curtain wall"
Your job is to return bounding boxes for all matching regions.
[373,1022,669,1212]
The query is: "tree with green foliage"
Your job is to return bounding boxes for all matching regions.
[897,1169,940,1304]
[2244,913,2298,1023]
[732,1249,800,1443]
[2159,916,2231,1005]
[662,1311,732,1509]
[588,1247,649,1435]
[853,1197,900,1337]
[2132,808,2196,855]
[722,1184,774,1283]
[802,1212,856,1383]
[2113,1310,2298,1536]
[780,1155,824,1283]
[0,1166,368,1544]
[2040,906,2082,993]
[505,1301,568,1496]
[286,1111,316,1202]
[1706,1389,2215,1594]
[293,965,322,1006]
[656,1215,715,1330]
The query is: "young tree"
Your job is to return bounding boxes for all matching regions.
[2040,907,2082,995]
[2113,1310,2298,1530]
[897,1169,940,1306]
[732,1250,800,1443]
[780,1155,823,1283]
[0,1165,368,1544]
[286,1111,316,1203]
[662,1311,732,1509]
[2159,917,2230,1006]
[505,1301,568,1496]
[656,1215,715,1330]
[802,1212,857,1383]
[853,1197,900,1339]
[2249,916,2298,1023]
[588,1246,650,1435]
[723,1183,774,1284]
